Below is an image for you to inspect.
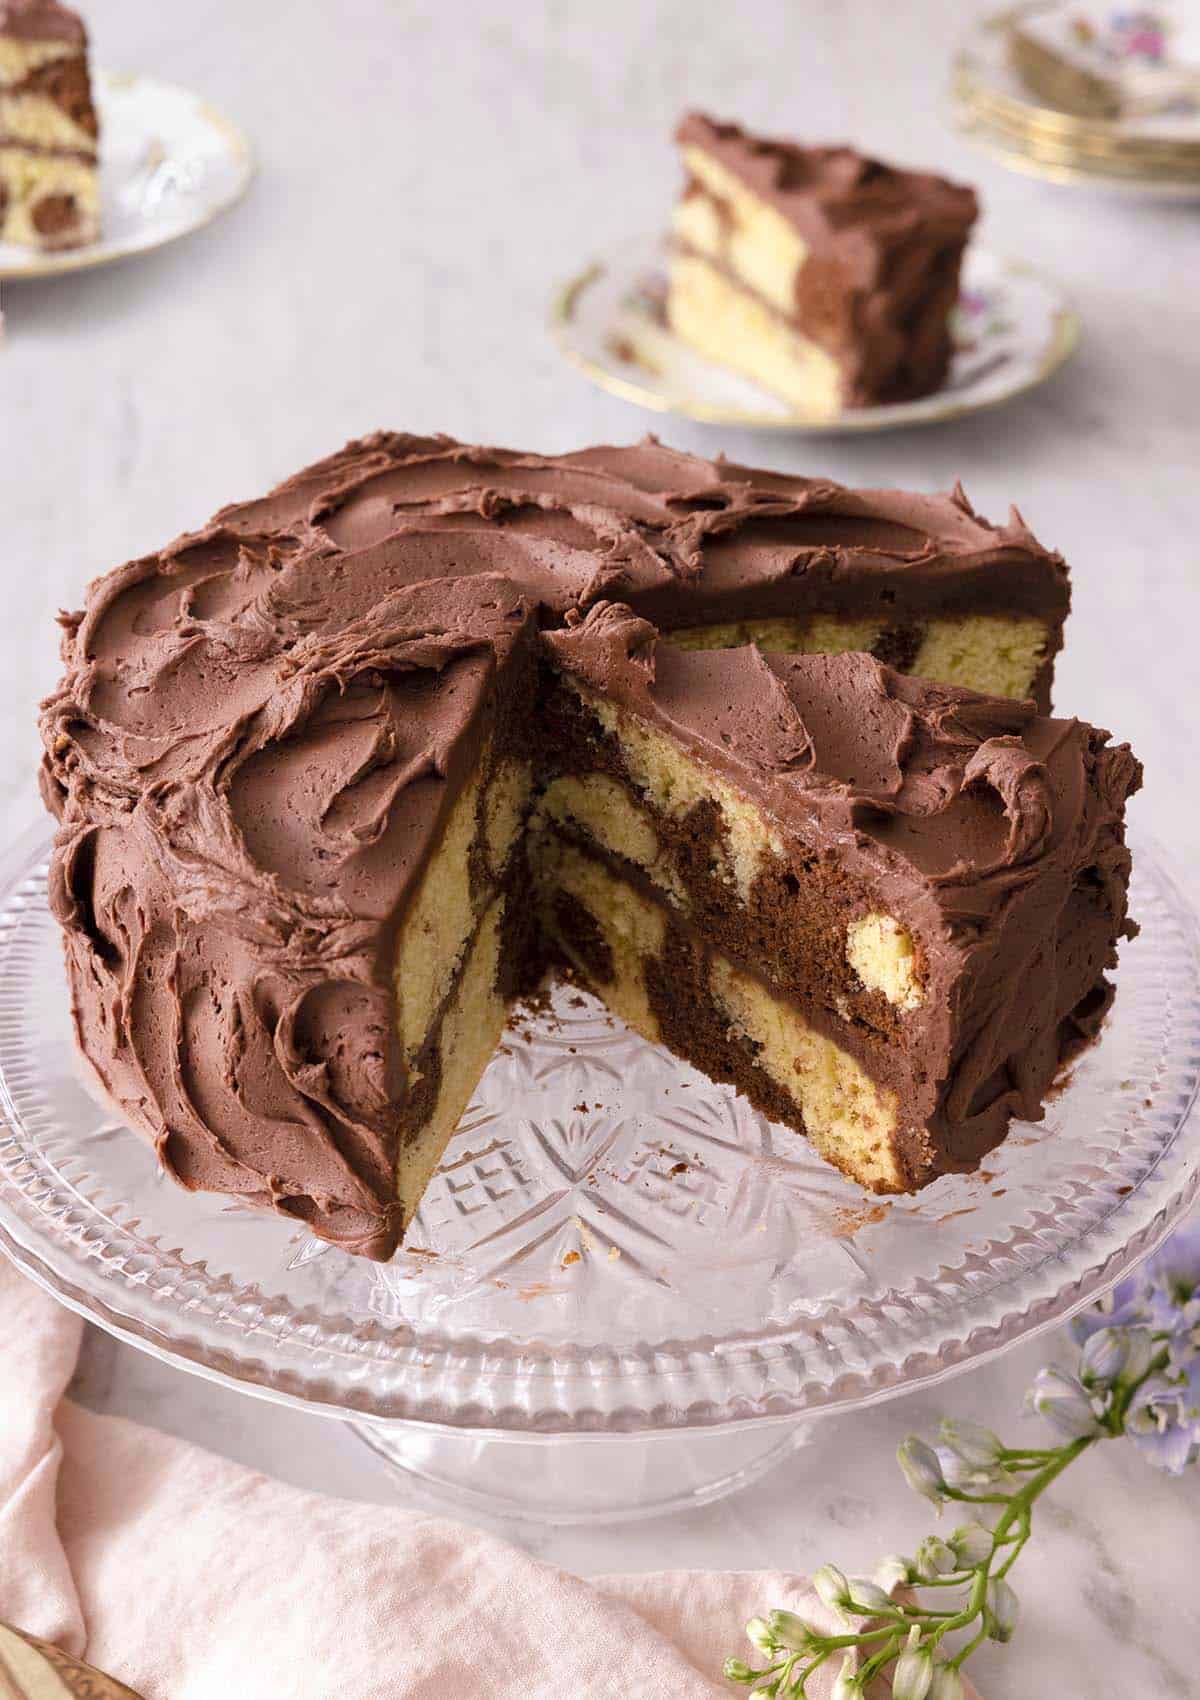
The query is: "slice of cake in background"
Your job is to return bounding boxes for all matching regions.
[540,604,1141,1194]
[666,112,978,415]
[0,0,98,250]
[211,432,1070,707]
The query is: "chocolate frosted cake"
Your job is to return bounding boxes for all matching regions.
[667,113,978,414]
[0,0,99,251]
[40,433,1137,1258]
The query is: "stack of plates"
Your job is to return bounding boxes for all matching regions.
[953,4,1200,198]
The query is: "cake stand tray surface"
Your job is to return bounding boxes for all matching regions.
[1,825,1198,1514]
[551,238,1078,432]
[0,70,253,281]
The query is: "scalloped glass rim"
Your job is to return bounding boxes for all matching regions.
[0,823,1197,1438]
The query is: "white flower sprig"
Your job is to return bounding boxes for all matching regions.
[723,1221,1200,1697]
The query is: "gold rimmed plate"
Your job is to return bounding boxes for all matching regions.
[953,3,1200,195]
[0,70,254,281]
[551,236,1079,435]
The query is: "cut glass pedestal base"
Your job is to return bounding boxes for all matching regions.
[1,828,1198,1522]
[351,1420,810,1525]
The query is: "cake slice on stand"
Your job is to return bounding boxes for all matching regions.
[0,0,99,250]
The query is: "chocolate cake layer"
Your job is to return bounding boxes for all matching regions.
[670,112,978,409]
[205,431,1069,706]
[543,604,1141,1186]
[41,561,539,1259]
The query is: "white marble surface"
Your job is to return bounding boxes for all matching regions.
[3,0,1200,1694]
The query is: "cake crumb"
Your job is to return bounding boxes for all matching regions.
[561,1249,582,1268]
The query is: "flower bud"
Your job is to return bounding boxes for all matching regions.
[892,1627,934,1700]
[873,1554,912,1595]
[1116,1327,1158,1387]
[767,1608,819,1652]
[935,1446,1009,1494]
[723,1659,757,1683]
[1027,1366,1101,1439]
[845,1578,895,1616]
[949,1521,993,1568]
[986,1577,1019,1642]
[813,1563,852,1612]
[748,1688,777,1700]
[830,1654,860,1700]
[914,1535,957,1580]
[939,1416,1003,1467]
[927,1664,965,1700]
[1079,1326,1129,1389]
[745,1616,775,1654]
[897,1436,947,1505]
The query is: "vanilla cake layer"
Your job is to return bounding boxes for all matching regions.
[667,114,978,409]
[668,612,1048,703]
[667,250,845,419]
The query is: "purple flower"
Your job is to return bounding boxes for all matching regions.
[1124,1366,1200,1475]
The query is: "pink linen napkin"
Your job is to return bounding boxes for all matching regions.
[0,1259,982,1700]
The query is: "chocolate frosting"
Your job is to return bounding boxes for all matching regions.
[545,603,1141,1178]
[675,113,980,404]
[41,552,532,1259]
[0,0,85,43]
[206,431,1069,674]
[38,433,1081,1253]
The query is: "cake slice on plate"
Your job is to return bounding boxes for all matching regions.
[539,603,1141,1193]
[0,0,99,250]
[666,112,978,414]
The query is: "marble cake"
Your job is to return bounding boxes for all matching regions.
[0,0,98,251]
[40,433,1137,1258]
[667,113,978,414]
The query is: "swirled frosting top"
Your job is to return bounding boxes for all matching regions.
[201,430,1068,633]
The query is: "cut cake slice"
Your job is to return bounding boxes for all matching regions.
[0,0,99,250]
[667,112,978,414]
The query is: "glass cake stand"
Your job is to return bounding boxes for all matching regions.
[1,823,1198,1523]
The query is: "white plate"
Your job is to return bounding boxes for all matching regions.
[551,236,1079,434]
[0,69,253,280]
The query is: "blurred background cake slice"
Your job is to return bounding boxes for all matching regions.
[0,0,98,250]
[665,112,978,415]
[540,603,1141,1193]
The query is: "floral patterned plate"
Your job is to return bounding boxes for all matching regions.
[550,238,1079,434]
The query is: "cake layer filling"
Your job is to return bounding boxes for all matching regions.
[666,612,1049,702]
[0,140,96,245]
[539,673,929,1053]
[668,249,845,417]
[0,85,96,153]
[0,33,75,86]
[540,835,907,1192]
